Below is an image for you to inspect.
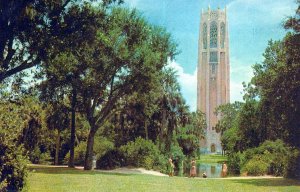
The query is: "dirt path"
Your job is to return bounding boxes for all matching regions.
[95,167,168,177]
[30,165,282,179]
[94,168,283,179]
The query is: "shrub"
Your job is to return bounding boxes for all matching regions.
[227,152,244,175]
[29,147,51,165]
[257,140,289,176]
[96,149,125,169]
[119,137,164,170]
[241,155,268,176]
[169,144,185,162]
[64,137,114,166]
[284,148,300,179]
[0,139,28,192]
[241,140,293,176]
[168,144,185,173]
[64,142,86,165]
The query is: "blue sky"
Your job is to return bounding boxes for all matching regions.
[124,0,297,111]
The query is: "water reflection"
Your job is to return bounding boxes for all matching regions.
[183,163,223,178]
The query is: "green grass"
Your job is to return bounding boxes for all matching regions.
[27,165,300,192]
[198,154,227,163]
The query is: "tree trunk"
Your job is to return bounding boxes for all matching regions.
[159,109,167,150]
[68,88,77,168]
[166,118,173,152]
[84,129,95,170]
[55,129,61,165]
[144,120,148,140]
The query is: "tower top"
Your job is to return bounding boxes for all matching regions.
[201,7,226,20]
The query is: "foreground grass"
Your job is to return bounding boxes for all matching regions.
[27,165,300,192]
[199,154,227,163]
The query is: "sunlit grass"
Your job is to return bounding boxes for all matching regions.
[27,165,300,192]
[198,154,227,163]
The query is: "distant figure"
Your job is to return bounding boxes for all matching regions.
[202,172,207,178]
[190,159,196,178]
[221,162,228,177]
[168,158,175,177]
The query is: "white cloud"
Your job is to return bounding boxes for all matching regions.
[168,60,197,111]
[230,80,244,102]
[230,56,253,102]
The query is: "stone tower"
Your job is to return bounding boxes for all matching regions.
[197,7,230,153]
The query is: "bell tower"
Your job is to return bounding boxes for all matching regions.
[197,7,230,153]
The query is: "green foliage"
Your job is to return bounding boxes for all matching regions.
[236,100,261,150]
[29,147,52,165]
[64,137,114,166]
[119,137,164,170]
[229,140,295,176]
[96,149,125,169]
[284,148,300,179]
[227,152,244,175]
[183,110,206,139]
[73,6,179,169]
[221,126,240,153]
[223,3,300,179]
[168,144,185,174]
[241,156,269,176]
[244,3,300,150]
[215,102,242,135]
[177,128,199,157]
[0,138,28,192]
[64,142,86,166]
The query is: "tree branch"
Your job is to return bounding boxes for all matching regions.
[0,57,39,82]
[2,35,15,69]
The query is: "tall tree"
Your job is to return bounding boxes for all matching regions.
[0,0,123,83]
[40,2,110,167]
[177,111,206,157]
[77,7,177,170]
[215,102,242,136]
[0,0,73,83]
[45,103,70,165]
[156,68,185,152]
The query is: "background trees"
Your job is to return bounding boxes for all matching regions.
[216,1,300,178]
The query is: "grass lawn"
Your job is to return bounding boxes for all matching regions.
[198,154,227,163]
[27,165,300,192]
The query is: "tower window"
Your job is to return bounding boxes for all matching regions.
[203,23,207,49]
[211,63,216,74]
[210,21,218,48]
[209,51,218,62]
[210,51,217,75]
[220,22,225,48]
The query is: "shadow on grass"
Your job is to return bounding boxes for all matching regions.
[232,178,300,187]
[28,165,134,177]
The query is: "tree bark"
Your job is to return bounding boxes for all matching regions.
[159,109,167,150]
[55,129,61,165]
[84,129,95,170]
[144,120,148,140]
[68,88,77,168]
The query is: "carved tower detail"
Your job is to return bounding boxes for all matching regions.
[197,7,230,153]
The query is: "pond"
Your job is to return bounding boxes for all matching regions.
[181,163,224,178]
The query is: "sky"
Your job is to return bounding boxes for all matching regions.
[124,0,297,111]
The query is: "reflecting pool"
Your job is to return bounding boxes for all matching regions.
[183,163,223,178]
